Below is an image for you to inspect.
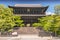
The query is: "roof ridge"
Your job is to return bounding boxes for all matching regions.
[15,4,42,7]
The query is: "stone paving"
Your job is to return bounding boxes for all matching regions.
[0,35,60,40]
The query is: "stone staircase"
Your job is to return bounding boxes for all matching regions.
[38,30,50,36]
[14,27,39,34]
[14,27,50,36]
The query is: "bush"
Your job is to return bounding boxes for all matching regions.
[0,4,23,33]
[13,16,23,27]
[38,15,60,36]
[20,24,25,27]
[32,23,40,27]
[0,5,15,32]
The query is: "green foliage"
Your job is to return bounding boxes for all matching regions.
[0,5,15,32]
[32,23,41,27]
[54,5,60,15]
[38,15,60,35]
[0,4,23,32]
[13,16,23,27]
[20,24,25,27]
[8,29,13,32]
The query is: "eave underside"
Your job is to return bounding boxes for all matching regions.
[14,14,46,16]
[8,6,49,12]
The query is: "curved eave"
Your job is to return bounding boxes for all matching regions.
[8,6,49,12]
[44,6,49,12]
[8,5,48,8]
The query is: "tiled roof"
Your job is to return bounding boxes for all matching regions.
[15,4,42,7]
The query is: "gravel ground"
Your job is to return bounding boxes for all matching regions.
[0,35,60,40]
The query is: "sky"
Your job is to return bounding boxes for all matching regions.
[0,0,60,15]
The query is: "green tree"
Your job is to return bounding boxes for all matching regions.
[13,16,24,27]
[54,5,60,15]
[38,15,60,36]
[0,4,23,33]
[38,15,53,31]
[0,5,15,32]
